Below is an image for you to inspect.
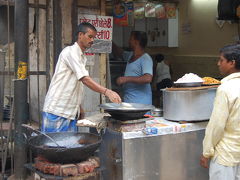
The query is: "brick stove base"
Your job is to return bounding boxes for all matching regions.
[33,171,100,180]
[25,156,101,180]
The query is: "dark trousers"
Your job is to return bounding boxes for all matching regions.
[157,78,172,90]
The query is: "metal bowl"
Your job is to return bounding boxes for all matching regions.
[99,103,154,120]
[99,102,154,111]
[151,108,163,117]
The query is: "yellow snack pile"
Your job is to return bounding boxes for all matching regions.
[202,77,221,84]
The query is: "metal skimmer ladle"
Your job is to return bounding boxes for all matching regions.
[21,124,64,148]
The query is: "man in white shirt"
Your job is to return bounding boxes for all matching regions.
[42,22,121,132]
[200,44,240,180]
[154,54,172,90]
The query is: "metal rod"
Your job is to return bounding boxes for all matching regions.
[2,98,14,176]
[14,0,29,178]
[34,0,41,128]
[0,1,14,6]
[13,80,28,178]
[45,0,50,91]
[7,0,14,175]
[28,3,46,9]
[10,117,14,175]
[0,51,5,180]
[0,71,48,75]
[53,0,62,68]
[0,0,12,176]
[71,0,78,43]
[0,1,47,9]
[28,50,32,126]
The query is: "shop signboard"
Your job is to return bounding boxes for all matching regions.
[78,14,113,53]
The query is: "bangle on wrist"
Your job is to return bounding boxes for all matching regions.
[104,88,108,95]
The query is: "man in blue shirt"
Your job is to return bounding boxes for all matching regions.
[114,31,153,105]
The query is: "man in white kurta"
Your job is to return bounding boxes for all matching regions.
[200,44,240,180]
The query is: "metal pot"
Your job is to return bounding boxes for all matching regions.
[99,103,154,120]
[151,108,163,117]
[22,125,102,163]
[162,88,217,121]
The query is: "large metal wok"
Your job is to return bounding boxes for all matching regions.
[23,125,102,163]
[99,103,154,120]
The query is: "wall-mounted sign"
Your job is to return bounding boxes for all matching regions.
[145,2,156,17]
[155,3,166,19]
[78,14,113,53]
[134,2,145,19]
[165,3,177,19]
[113,2,133,26]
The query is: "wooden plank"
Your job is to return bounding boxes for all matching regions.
[77,0,100,8]
[0,52,5,122]
[0,1,14,6]
[1,122,14,130]
[99,0,107,104]
[61,0,73,47]
[99,54,106,104]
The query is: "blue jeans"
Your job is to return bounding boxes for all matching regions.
[42,112,77,132]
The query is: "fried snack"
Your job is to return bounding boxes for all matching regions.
[202,77,221,84]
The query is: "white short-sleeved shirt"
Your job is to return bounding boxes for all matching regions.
[156,61,171,83]
[43,42,89,120]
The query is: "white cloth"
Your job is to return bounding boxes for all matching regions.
[203,72,240,166]
[209,158,240,180]
[43,42,89,120]
[156,61,171,83]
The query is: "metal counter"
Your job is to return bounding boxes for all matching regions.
[99,121,208,180]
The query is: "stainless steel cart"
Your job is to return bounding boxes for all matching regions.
[99,121,208,180]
